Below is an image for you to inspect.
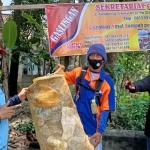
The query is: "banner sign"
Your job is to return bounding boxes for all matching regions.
[45,2,150,56]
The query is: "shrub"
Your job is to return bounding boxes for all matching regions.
[16,120,35,132]
[112,92,149,130]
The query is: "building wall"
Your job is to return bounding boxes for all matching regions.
[17,57,44,87]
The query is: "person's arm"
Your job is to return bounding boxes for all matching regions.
[55,64,77,85]
[89,78,115,147]
[0,101,21,120]
[98,79,115,133]
[8,95,21,106]
[64,68,78,85]
[89,111,109,148]
[124,76,150,93]
[100,76,115,111]
[98,110,109,134]
[8,88,28,106]
[98,76,115,133]
[133,75,150,92]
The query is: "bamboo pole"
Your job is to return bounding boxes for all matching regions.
[0,4,46,11]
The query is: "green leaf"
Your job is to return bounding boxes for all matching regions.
[2,21,17,49]
[22,12,37,24]
[11,45,18,50]
[22,12,44,34]
[35,23,44,33]
[0,70,2,77]
[29,37,40,44]
[120,106,127,111]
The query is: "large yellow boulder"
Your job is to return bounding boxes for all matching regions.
[27,68,94,150]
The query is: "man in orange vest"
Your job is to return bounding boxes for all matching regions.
[55,43,115,150]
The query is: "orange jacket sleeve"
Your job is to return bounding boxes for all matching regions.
[64,68,77,85]
[99,80,111,111]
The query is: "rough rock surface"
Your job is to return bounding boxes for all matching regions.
[27,68,94,150]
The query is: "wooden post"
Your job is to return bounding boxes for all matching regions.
[0,4,46,11]
[0,0,3,6]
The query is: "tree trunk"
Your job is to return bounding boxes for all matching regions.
[104,52,118,72]
[46,60,51,74]
[2,55,9,100]
[9,0,21,96]
[67,56,76,70]
[38,62,42,77]
[0,0,2,6]
[0,10,9,100]
[64,56,69,69]
[46,58,55,74]
[79,55,87,66]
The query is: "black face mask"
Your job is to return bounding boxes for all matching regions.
[88,59,103,69]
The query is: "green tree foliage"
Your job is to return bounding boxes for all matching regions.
[10,0,55,76]
[2,21,17,49]
[112,92,149,131]
[16,120,35,132]
[107,51,150,130]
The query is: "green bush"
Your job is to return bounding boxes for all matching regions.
[16,120,35,132]
[113,92,149,130]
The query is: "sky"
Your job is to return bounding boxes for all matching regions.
[2,0,11,14]
[2,0,11,6]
